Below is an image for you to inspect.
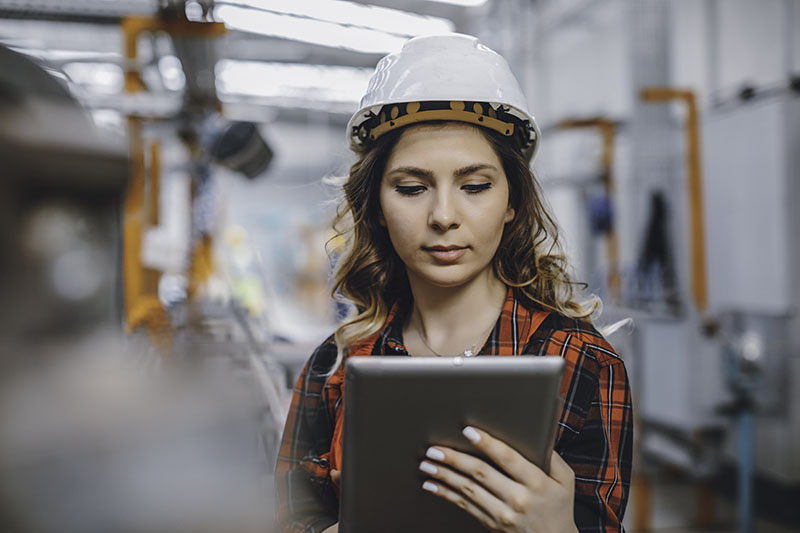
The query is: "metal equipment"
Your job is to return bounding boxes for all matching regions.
[718,312,789,533]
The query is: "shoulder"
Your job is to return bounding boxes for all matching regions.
[525,313,626,369]
[289,335,343,423]
[526,314,632,443]
[297,334,339,385]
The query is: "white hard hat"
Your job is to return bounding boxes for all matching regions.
[348,33,541,160]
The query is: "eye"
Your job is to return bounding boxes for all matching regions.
[462,183,492,194]
[395,185,426,196]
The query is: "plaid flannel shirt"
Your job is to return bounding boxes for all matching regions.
[276,287,633,532]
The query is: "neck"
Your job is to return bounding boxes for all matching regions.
[404,270,508,355]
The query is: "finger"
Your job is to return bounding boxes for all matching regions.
[547,450,575,489]
[421,479,504,532]
[419,459,505,518]
[425,445,521,500]
[461,426,548,487]
[330,469,341,483]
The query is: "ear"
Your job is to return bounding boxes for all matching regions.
[504,205,515,224]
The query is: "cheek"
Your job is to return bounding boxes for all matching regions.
[475,201,512,241]
[480,220,508,251]
[379,199,416,252]
[382,212,415,250]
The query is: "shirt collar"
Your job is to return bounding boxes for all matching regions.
[367,285,520,356]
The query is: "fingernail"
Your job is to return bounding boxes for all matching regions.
[419,461,438,475]
[422,481,438,493]
[462,426,481,443]
[426,447,445,461]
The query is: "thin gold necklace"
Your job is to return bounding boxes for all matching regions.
[414,317,496,357]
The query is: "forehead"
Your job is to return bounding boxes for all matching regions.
[387,122,501,167]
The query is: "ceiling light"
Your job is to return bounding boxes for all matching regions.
[426,0,488,6]
[214,1,454,54]
[9,47,120,63]
[216,59,371,105]
[215,5,402,54]
[62,62,124,94]
[224,0,453,36]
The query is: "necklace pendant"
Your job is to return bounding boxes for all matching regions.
[463,348,474,357]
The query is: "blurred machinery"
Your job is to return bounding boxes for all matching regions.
[629,18,799,533]
[0,2,286,531]
[719,313,779,533]
[531,1,800,530]
[0,44,128,348]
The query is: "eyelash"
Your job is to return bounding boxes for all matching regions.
[463,183,492,194]
[394,183,492,196]
[395,185,426,196]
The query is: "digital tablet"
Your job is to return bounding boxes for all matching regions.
[339,356,565,533]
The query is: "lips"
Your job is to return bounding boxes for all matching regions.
[422,245,468,263]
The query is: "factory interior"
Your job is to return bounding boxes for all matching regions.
[0,0,799,531]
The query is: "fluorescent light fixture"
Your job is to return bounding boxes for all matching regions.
[10,47,120,63]
[215,5,400,54]
[224,0,453,36]
[217,59,371,106]
[62,62,124,94]
[426,0,488,6]
[215,1,454,54]
[23,57,367,115]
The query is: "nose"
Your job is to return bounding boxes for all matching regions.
[428,190,460,232]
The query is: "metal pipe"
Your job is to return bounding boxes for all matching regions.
[785,0,796,76]
[738,409,754,533]
[556,117,620,301]
[705,0,720,104]
[640,87,708,312]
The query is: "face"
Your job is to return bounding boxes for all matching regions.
[379,123,515,290]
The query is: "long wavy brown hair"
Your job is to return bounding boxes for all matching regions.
[327,121,597,370]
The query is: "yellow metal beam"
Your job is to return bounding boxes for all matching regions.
[147,140,160,227]
[122,15,226,93]
[641,87,708,312]
[123,119,169,351]
[120,15,226,349]
[557,117,621,301]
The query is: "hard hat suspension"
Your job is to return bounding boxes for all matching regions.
[353,100,535,153]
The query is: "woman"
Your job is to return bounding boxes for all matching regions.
[276,34,632,532]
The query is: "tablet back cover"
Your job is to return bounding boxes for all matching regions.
[339,356,565,533]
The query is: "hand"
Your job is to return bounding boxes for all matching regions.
[419,426,577,533]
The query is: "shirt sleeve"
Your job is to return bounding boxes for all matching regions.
[559,345,633,532]
[275,345,339,533]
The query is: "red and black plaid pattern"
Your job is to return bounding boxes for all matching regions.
[276,287,633,532]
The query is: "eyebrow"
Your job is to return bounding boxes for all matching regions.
[386,164,499,179]
[453,163,498,178]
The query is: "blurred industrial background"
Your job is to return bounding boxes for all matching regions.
[0,0,798,531]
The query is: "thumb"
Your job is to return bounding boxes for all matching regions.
[330,469,341,483]
[548,450,575,489]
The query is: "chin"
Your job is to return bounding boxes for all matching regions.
[411,265,484,289]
